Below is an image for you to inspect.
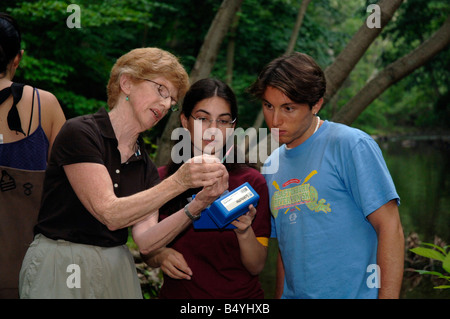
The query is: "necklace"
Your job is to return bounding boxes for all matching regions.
[285,115,321,150]
[313,116,320,134]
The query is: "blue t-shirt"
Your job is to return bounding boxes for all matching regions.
[262,120,399,299]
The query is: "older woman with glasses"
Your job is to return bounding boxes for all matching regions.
[19,48,229,299]
[142,78,271,299]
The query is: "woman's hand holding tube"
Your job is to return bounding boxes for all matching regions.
[131,158,228,255]
[185,162,229,218]
[169,154,226,190]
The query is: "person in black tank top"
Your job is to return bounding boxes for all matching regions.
[0,12,66,299]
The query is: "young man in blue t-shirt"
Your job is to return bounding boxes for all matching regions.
[249,52,404,299]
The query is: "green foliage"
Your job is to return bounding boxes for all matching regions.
[1,0,447,141]
[374,0,450,132]
[19,54,73,85]
[53,89,106,118]
[142,135,158,160]
[3,0,178,118]
[410,243,450,289]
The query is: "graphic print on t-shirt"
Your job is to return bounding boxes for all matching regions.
[270,170,331,218]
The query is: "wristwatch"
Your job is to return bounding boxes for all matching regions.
[184,203,201,221]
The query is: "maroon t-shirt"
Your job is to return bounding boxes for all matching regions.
[157,165,271,299]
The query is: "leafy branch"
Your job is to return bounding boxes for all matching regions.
[410,243,450,289]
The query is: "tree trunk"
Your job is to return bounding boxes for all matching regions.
[154,0,244,166]
[286,0,311,55]
[251,0,312,131]
[332,15,450,125]
[323,0,404,105]
[251,0,403,132]
[189,0,244,83]
[226,9,241,86]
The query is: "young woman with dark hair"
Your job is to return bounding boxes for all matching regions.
[143,78,271,299]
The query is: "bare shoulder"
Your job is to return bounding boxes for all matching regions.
[33,87,65,120]
[27,86,66,143]
[34,87,61,109]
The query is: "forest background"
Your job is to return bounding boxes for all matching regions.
[1,0,449,299]
[1,0,449,164]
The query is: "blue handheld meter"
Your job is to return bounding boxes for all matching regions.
[193,182,260,230]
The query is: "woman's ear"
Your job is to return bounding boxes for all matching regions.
[180,113,189,129]
[7,51,23,79]
[119,73,132,96]
[12,50,23,69]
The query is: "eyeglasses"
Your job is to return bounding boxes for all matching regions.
[144,79,179,111]
[190,115,237,128]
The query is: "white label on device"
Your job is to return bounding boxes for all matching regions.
[220,186,254,212]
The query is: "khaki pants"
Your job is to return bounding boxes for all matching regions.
[19,234,143,299]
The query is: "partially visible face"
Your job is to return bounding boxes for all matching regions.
[129,76,178,130]
[262,86,319,149]
[181,96,235,156]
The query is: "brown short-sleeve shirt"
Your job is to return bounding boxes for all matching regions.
[34,108,159,247]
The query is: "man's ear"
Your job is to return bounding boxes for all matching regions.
[312,98,324,115]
